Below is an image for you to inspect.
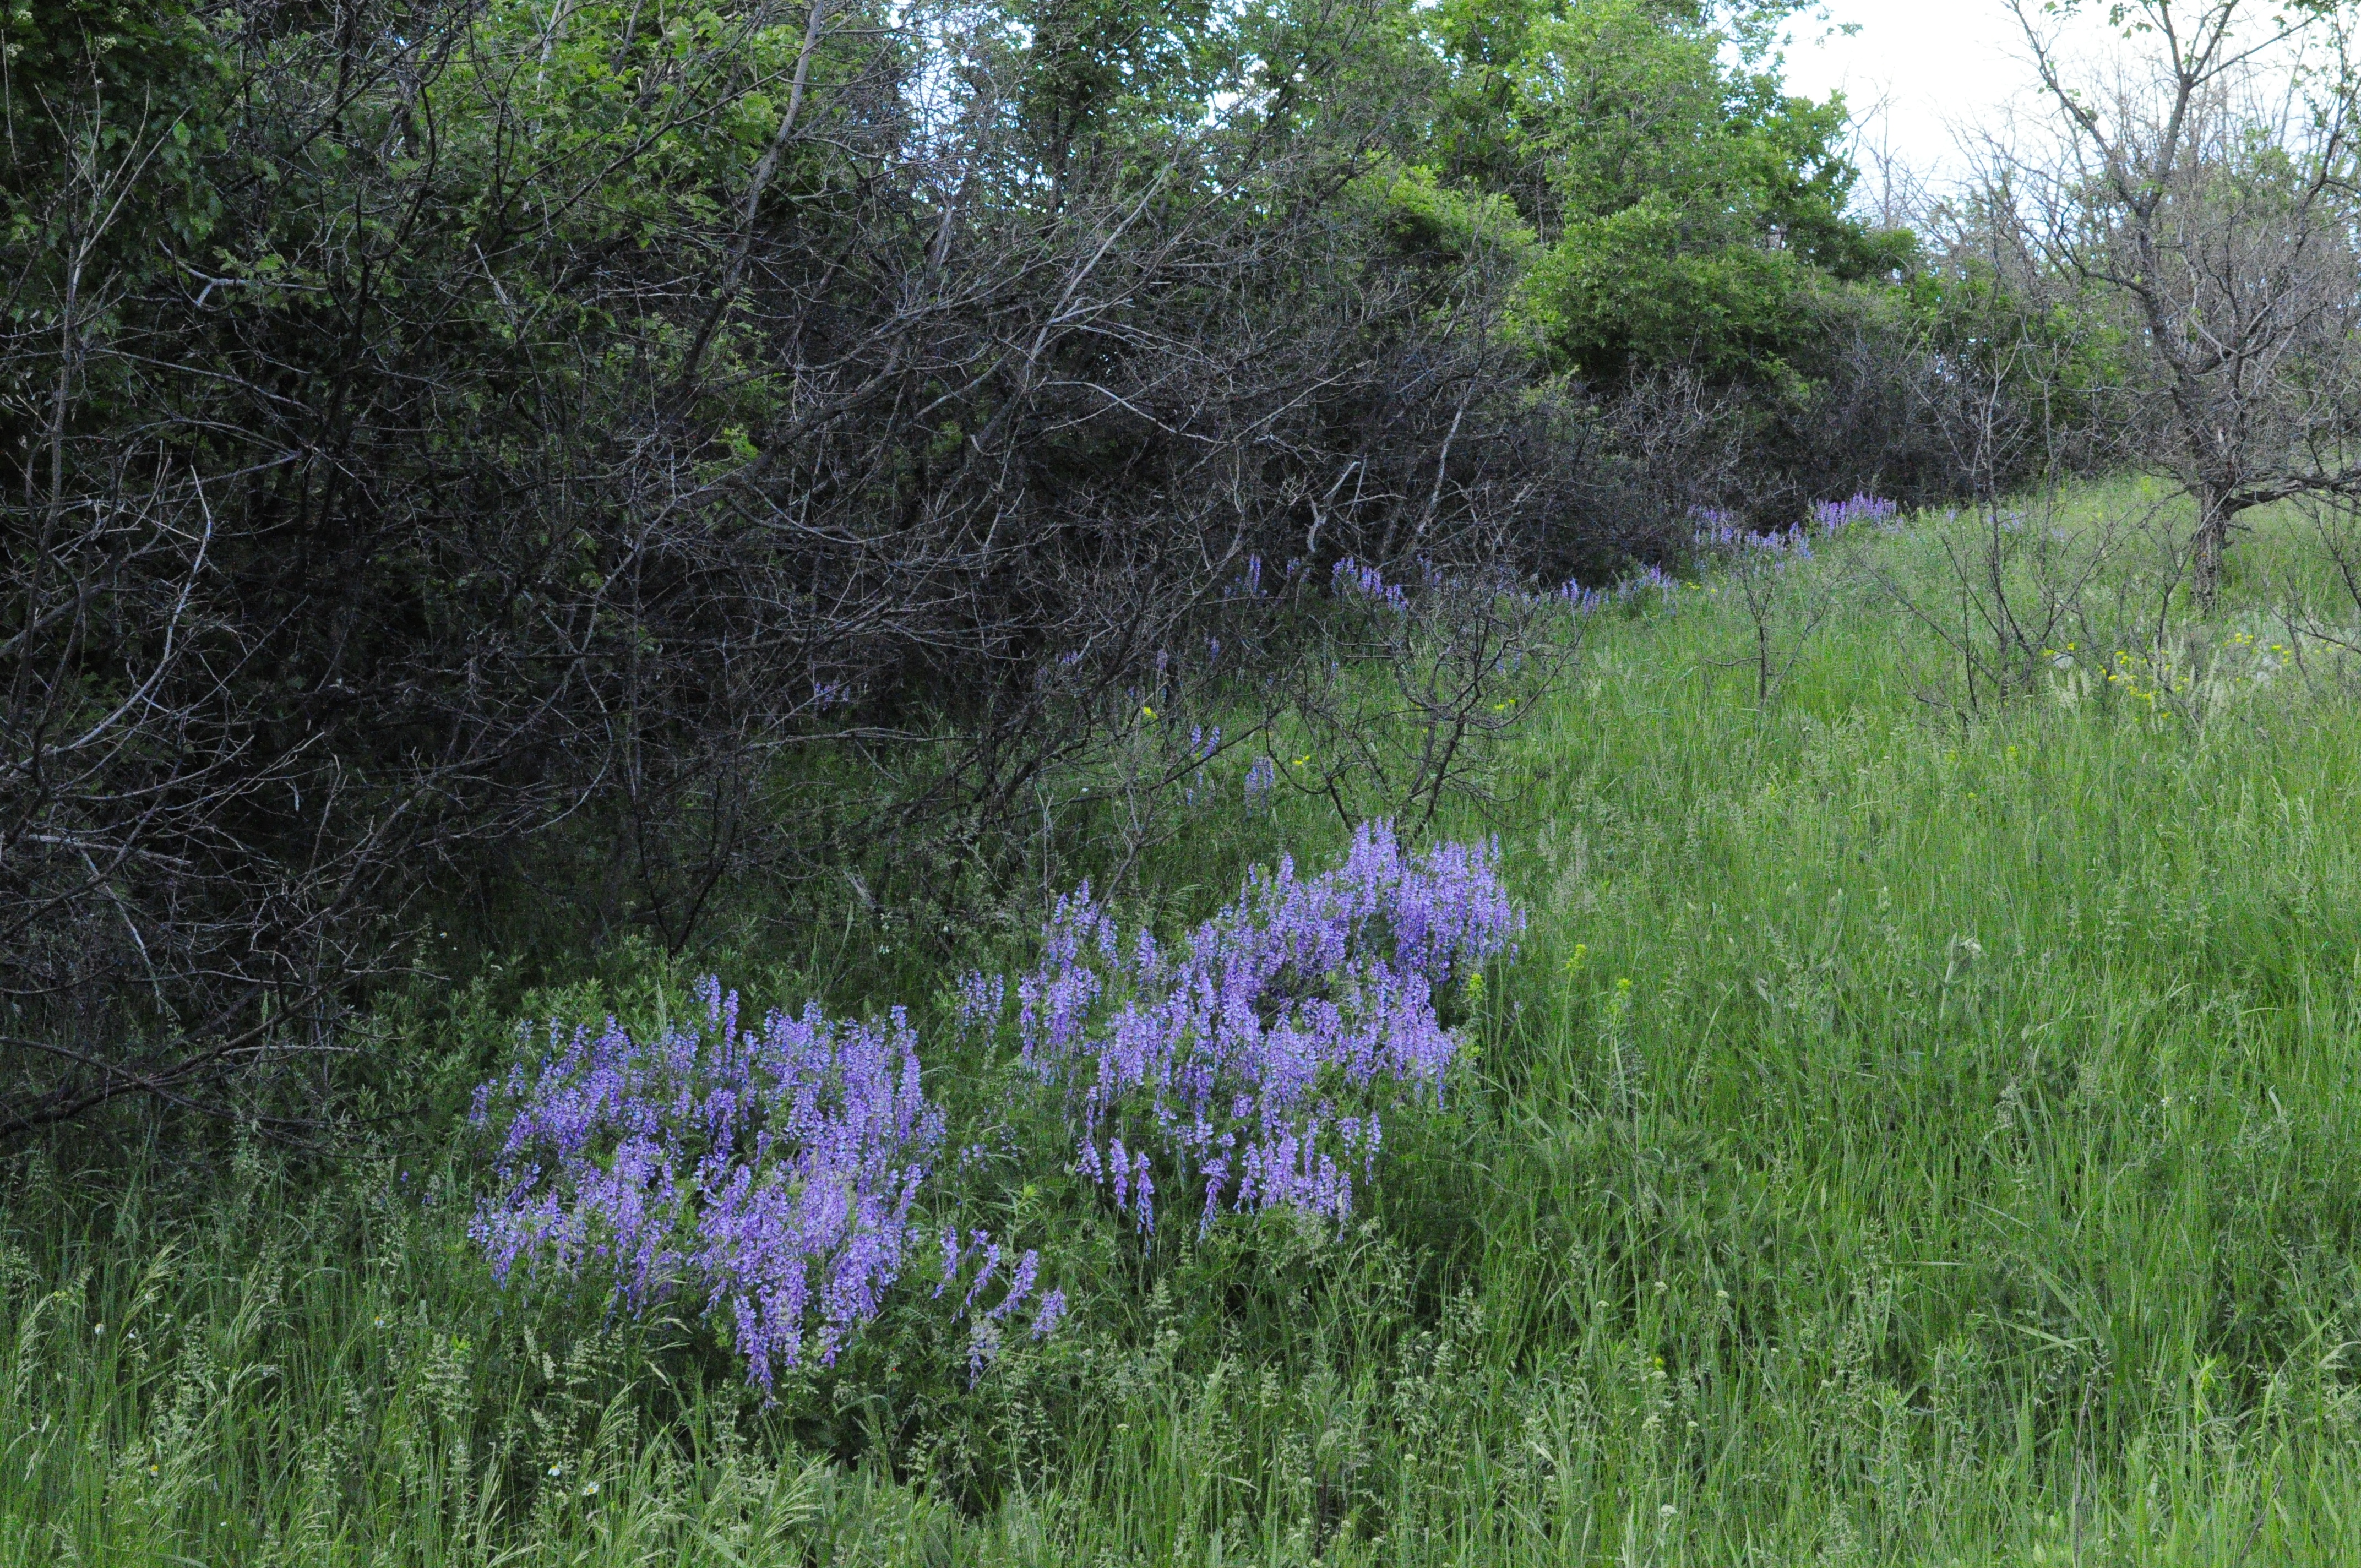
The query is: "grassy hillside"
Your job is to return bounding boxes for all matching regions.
[11,482,2361,1565]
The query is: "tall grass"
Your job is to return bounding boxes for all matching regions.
[10,485,2361,1564]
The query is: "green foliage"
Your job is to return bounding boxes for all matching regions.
[1347,158,1537,270]
[1,0,211,150]
[994,0,1925,389]
[1,0,224,400]
[1013,0,1232,170]
[1527,200,1821,383]
[1416,0,1910,384]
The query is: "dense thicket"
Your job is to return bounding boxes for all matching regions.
[2,0,1998,1127]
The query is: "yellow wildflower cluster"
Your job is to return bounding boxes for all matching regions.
[2226,629,2295,668]
[2103,649,2184,705]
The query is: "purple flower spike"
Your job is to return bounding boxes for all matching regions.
[1333,557,1411,613]
[1245,754,1277,812]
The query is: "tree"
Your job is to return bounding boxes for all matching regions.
[1414,0,1911,384]
[2006,0,2361,609]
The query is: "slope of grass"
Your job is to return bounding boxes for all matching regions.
[10,487,2361,1564]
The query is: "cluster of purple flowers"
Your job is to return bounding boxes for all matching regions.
[1178,723,1225,805]
[1334,555,1545,617]
[1224,554,1285,600]
[470,978,1047,1391]
[1332,556,1411,612]
[1243,753,1277,812]
[936,1227,1067,1375]
[977,821,1521,1236]
[1692,507,1817,562]
[471,826,1526,1386]
[1562,562,1679,614]
[1810,493,1901,534]
[1690,494,1900,571]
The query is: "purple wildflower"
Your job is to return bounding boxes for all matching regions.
[1332,557,1411,613]
[1244,754,1276,813]
[976,822,1521,1236]
[468,978,944,1391]
[1693,510,1814,566]
[1575,563,1680,608]
[936,1231,1052,1381]
[1809,493,1900,535]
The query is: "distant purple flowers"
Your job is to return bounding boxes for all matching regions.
[1811,493,1901,534]
[1563,496,1900,610]
[1691,494,1900,571]
[1562,563,1678,613]
[470,978,962,1391]
[1244,753,1277,812]
[1333,556,1410,613]
[980,821,1521,1236]
[1693,510,1813,564]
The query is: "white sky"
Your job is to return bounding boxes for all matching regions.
[1776,1,2320,202]
[1776,0,2107,188]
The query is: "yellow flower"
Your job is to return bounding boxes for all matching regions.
[1139,704,1156,720]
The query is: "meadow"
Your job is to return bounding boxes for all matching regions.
[12,481,2361,1565]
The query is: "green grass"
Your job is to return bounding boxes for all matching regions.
[12,483,2361,1564]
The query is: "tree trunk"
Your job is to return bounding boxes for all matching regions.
[2193,484,2232,614]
